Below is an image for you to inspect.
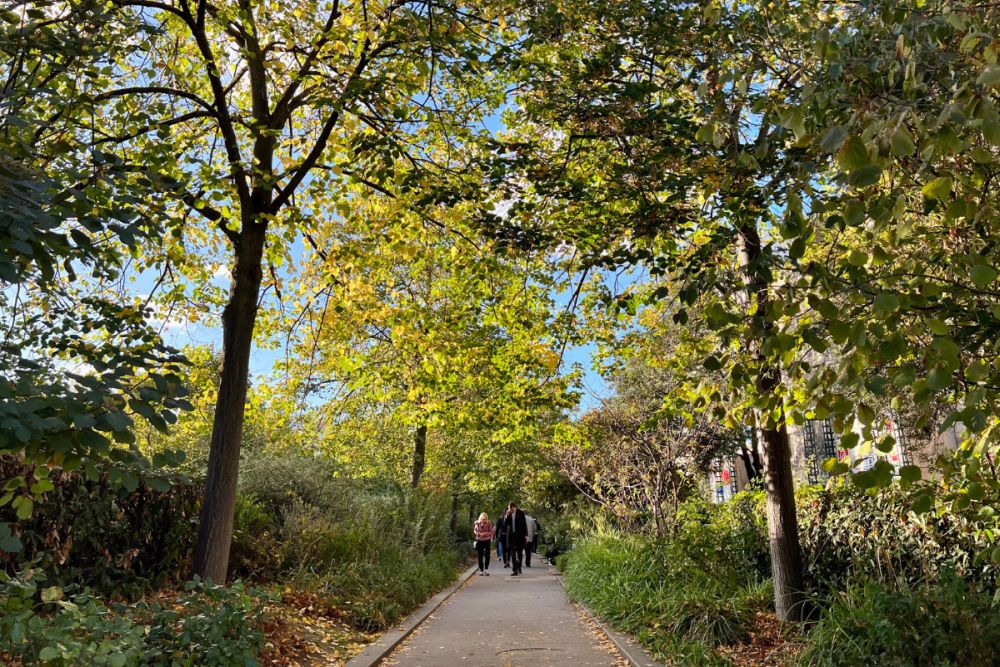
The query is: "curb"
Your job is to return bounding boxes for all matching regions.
[345,564,479,667]
[551,566,665,667]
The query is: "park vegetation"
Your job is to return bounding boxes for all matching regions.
[3,0,1000,664]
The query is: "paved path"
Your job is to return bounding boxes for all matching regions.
[385,562,624,667]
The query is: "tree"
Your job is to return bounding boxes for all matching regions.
[0,1,189,535]
[778,0,1000,469]
[277,190,574,489]
[82,0,515,581]
[504,0,1000,617]
[494,0,830,620]
[559,358,742,536]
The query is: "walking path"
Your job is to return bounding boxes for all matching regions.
[384,561,626,667]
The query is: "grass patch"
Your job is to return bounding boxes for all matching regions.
[561,493,773,662]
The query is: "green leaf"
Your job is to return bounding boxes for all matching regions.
[840,432,860,450]
[926,367,951,391]
[873,292,899,314]
[971,264,997,288]
[852,470,876,489]
[875,435,896,453]
[103,410,131,432]
[857,403,876,425]
[837,136,869,171]
[890,128,916,156]
[978,64,1000,88]
[985,117,1000,146]
[120,472,139,493]
[847,249,868,267]
[966,360,990,382]
[38,647,61,662]
[0,535,22,553]
[921,176,953,200]
[41,586,63,603]
[14,498,33,520]
[911,492,933,514]
[30,479,54,495]
[147,477,171,493]
[819,125,848,153]
[702,355,722,371]
[899,465,921,483]
[927,318,950,335]
[849,165,882,187]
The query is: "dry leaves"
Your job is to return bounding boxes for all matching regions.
[258,588,376,666]
[714,612,803,666]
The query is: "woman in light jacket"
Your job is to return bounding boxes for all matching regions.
[473,512,494,575]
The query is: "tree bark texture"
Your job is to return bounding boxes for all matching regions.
[736,223,806,622]
[741,427,763,482]
[193,224,266,583]
[449,491,459,535]
[411,423,428,488]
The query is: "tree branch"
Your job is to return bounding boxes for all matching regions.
[93,85,216,115]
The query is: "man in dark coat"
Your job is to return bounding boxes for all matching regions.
[495,510,509,567]
[502,501,528,576]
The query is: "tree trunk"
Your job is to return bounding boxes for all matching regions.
[736,223,806,622]
[741,426,763,483]
[449,490,459,536]
[193,223,266,583]
[759,414,805,621]
[410,423,427,488]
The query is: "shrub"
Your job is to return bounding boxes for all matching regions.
[228,495,280,581]
[798,577,1000,666]
[797,484,1000,593]
[237,454,348,517]
[0,459,200,596]
[563,530,768,658]
[558,491,772,661]
[0,569,265,666]
[235,460,463,632]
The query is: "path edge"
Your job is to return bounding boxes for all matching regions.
[551,566,665,667]
[345,564,478,667]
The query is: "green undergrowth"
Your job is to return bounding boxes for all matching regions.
[561,492,771,665]
[0,459,199,597]
[0,570,265,666]
[563,485,1000,665]
[1,455,466,664]
[231,455,464,632]
[798,576,1000,666]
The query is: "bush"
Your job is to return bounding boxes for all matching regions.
[561,493,771,660]
[0,459,200,596]
[234,458,464,632]
[0,569,265,666]
[798,577,1000,666]
[227,495,280,581]
[798,484,1000,593]
[237,454,348,517]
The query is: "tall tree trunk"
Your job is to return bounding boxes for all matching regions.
[449,490,459,536]
[193,223,266,583]
[410,423,427,488]
[758,411,805,621]
[737,223,806,622]
[741,426,763,483]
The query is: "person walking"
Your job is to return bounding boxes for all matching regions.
[524,512,537,567]
[502,501,528,576]
[495,509,510,568]
[473,513,494,576]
